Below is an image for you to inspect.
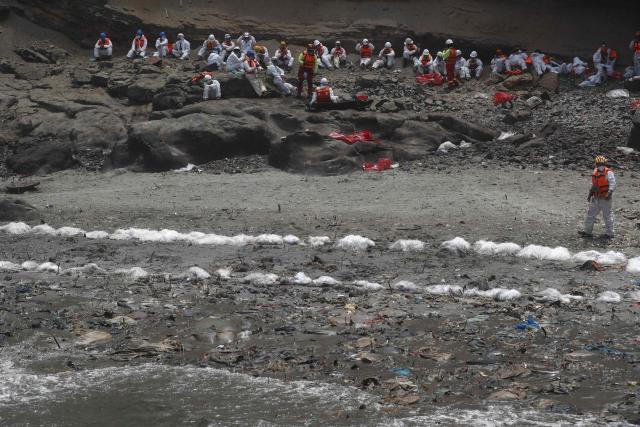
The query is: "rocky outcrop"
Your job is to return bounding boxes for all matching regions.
[628,110,640,151]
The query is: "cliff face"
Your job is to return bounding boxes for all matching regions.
[8,0,640,62]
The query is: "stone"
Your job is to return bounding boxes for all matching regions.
[502,73,534,89]
[504,108,532,123]
[525,96,543,108]
[75,330,112,346]
[391,120,446,160]
[628,110,640,150]
[126,75,167,103]
[7,140,74,174]
[537,72,559,92]
[72,68,92,86]
[14,48,52,64]
[90,72,109,87]
[426,113,498,141]
[0,199,38,222]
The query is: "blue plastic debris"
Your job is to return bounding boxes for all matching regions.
[514,317,540,331]
[583,344,626,357]
[392,368,412,377]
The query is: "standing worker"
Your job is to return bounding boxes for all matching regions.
[442,39,459,87]
[580,156,616,239]
[297,44,318,98]
[630,31,640,77]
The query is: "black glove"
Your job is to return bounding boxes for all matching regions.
[587,193,593,202]
[605,192,612,200]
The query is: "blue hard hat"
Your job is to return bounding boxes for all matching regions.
[136,29,143,36]
[160,31,166,37]
[99,32,106,39]
[246,50,255,58]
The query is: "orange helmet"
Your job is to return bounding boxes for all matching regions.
[594,155,607,165]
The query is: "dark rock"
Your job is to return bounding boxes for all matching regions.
[355,76,380,89]
[426,113,497,141]
[629,110,640,150]
[518,137,546,149]
[391,120,445,160]
[90,72,109,87]
[107,72,132,98]
[0,59,15,74]
[72,69,92,86]
[14,48,52,64]
[624,77,640,93]
[0,199,38,221]
[216,73,261,98]
[7,140,75,174]
[504,108,532,123]
[152,86,188,111]
[0,3,10,19]
[502,73,534,90]
[537,72,559,92]
[127,75,167,103]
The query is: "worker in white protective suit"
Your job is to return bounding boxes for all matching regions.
[221,34,235,60]
[373,42,395,69]
[173,33,191,60]
[206,50,224,70]
[433,51,446,75]
[506,49,528,72]
[580,155,616,239]
[467,51,483,78]
[491,49,507,74]
[593,43,617,82]
[127,29,147,59]
[414,49,433,74]
[562,56,588,76]
[403,38,419,67]
[313,40,332,70]
[237,32,256,53]
[225,47,244,74]
[94,32,113,59]
[154,32,169,58]
[455,50,470,80]
[530,50,551,76]
[630,31,640,77]
[355,39,375,68]
[272,41,294,70]
[309,77,338,106]
[253,45,271,67]
[198,34,220,60]
[330,41,347,69]
[202,75,221,100]
[266,64,296,96]
[243,50,267,96]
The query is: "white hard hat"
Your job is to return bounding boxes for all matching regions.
[320,77,328,85]
[470,51,478,58]
[423,49,429,55]
[314,40,320,46]
[458,50,463,56]
[384,42,392,48]
[437,51,443,57]
[335,40,341,45]
[208,34,215,41]
[203,75,212,81]
[224,34,231,39]
[178,33,185,39]
[363,38,369,44]
[445,38,453,45]
[243,32,250,37]
[406,38,413,44]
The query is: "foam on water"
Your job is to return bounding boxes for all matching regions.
[335,235,375,251]
[115,267,149,281]
[292,272,312,285]
[441,237,471,253]
[426,284,463,295]
[465,287,521,301]
[597,291,621,303]
[353,280,384,292]
[389,239,425,252]
[241,273,279,285]
[215,268,232,279]
[473,240,522,256]
[572,250,627,265]
[537,288,584,304]
[517,245,572,262]
[308,236,331,247]
[392,280,419,292]
[183,266,211,279]
[312,276,341,286]
[0,261,22,272]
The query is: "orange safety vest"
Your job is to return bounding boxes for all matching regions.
[244,58,258,74]
[333,47,344,57]
[302,52,316,69]
[592,167,611,198]
[97,38,111,48]
[316,86,331,103]
[134,36,146,50]
[445,48,457,64]
[314,45,324,56]
[206,40,217,49]
[421,54,432,65]
[406,44,417,53]
[279,47,289,57]
[360,45,372,58]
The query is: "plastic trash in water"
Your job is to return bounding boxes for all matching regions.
[514,317,540,330]
[392,367,412,377]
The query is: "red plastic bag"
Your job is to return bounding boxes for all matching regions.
[191,71,214,84]
[415,73,444,86]
[363,158,392,172]
[493,92,515,106]
[356,94,369,101]
[329,130,379,145]
[504,69,523,75]
[631,99,640,111]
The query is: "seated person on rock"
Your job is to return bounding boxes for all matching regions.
[253,45,271,67]
[94,32,113,60]
[414,49,433,74]
[455,50,470,80]
[237,32,256,54]
[314,40,332,70]
[530,49,552,76]
[467,51,483,78]
[127,29,147,59]
[309,77,338,106]
[243,50,267,96]
[433,51,446,75]
[355,39,375,68]
[272,41,294,71]
[267,64,296,96]
[221,34,236,61]
[202,74,221,100]
[154,32,169,58]
[403,38,419,67]
[330,41,347,69]
[198,34,220,60]
[505,49,528,72]
[593,42,617,82]
[491,48,507,74]
[225,47,244,74]
[173,33,191,60]
[373,42,396,70]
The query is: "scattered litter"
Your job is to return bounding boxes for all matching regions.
[498,131,516,140]
[283,235,301,245]
[606,89,629,98]
[573,250,626,266]
[440,237,471,253]
[494,92,515,106]
[37,262,60,273]
[584,344,625,357]
[437,141,458,154]
[459,141,473,149]
[312,276,341,286]
[631,99,640,111]
[336,235,375,251]
[0,261,22,271]
[517,245,571,262]
[174,163,201,173]
[353,280,384,291]
[536,288,583,304]
[216,268,232,279]
[392,281,418,292]
[579,260,605,272]
[514,317,540,330]
[617,146,635,155]
[184,266,211,279]
[308,236,331,248]
[241,273,279,285]
[465,287,521,301]
[389,239,425,252]
[415,73,444,86]
[392,367,412,377]
[362,158,394,172]
[0,222,31,234]
[426,284,463,295]
[596,291,621,303]
[329,130,379,145]
[292,272,312,285]
[473,240,521,256]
